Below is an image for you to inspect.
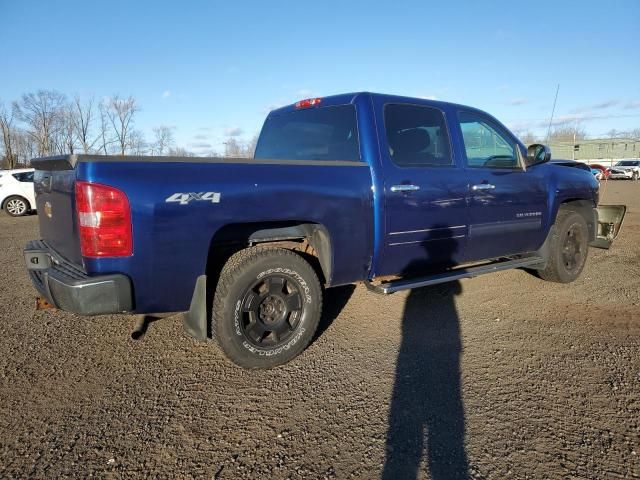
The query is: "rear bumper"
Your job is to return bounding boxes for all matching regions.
[24,240,132,315]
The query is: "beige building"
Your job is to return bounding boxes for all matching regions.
[548,138,640,166]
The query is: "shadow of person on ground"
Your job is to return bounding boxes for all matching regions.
[382,227,469,479]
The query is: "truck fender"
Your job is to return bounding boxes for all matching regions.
[248,223,333,285]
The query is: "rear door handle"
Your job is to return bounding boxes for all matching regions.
[390,184,420,193]
[471,184,496,191]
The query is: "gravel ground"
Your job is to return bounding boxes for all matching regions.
[0,182,638,479]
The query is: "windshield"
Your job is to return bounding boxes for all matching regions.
[616,161,639,166]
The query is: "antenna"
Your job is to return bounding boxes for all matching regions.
[545,84,560,142]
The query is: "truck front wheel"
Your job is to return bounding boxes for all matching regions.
[212,246,323,368]
[538,209,589,283]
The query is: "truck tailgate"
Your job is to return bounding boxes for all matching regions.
[32,158,83,266]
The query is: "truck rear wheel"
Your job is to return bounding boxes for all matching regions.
[538,209,589,283]
[212,246,322,368]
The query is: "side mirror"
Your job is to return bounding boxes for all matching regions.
[526,144,551,166]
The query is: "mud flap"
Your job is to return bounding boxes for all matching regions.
[591,205,626,249]
[183,275,208,340]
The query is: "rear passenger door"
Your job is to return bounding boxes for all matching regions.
[376,102,469,276]
[456,110,548,261]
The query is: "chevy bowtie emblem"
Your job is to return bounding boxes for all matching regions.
[44,201,52,218]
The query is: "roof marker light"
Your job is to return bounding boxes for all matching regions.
[295,98,322,109]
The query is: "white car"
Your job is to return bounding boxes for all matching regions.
[0,168,36,217]
[608,160,640,180]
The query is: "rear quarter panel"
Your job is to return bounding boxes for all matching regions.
[76,160,373,313]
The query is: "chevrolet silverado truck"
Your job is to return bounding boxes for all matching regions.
[24,92,626,368]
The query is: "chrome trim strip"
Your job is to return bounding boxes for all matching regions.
[389,225,466,235]
[389,234,466,246]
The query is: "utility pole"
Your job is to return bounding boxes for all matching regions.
[545,84,560,143]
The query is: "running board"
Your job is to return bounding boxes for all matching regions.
[365,256,544,294]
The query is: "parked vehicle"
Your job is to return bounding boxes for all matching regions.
[608,160,640,180]
[0,168,36,217]
[23,93,626,368]
[590,164,610,180]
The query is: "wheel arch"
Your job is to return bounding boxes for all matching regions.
[556,199,597,243]
[205,221,333,290]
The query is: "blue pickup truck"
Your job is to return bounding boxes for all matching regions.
[24,92,626,368]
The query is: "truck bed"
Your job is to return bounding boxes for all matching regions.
[31,154,374,313]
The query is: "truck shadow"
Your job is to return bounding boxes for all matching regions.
[382,228,469,479]
[313,284,356,342]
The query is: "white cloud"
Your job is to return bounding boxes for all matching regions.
[624,100,640,109]
[224,126,243,137]
[161,90,172,99]
[507,98,528,106]
[189,142,213,149]
[570,99,619,114]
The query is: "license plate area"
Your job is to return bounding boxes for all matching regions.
[25,250,52,271]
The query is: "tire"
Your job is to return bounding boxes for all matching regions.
[538,209,589,283]
[633,171,639,181]
[3,196,29,217]
[212,246,322,369]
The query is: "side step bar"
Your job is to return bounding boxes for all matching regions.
[365,255,544,295]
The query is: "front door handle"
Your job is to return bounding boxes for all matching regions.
[471,183,496,191]
[390,184,420,193]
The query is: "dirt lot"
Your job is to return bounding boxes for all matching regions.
[0,182,638,479]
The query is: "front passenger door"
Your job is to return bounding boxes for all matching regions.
[457,110,548,262]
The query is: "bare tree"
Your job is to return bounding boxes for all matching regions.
[224,138,243,157]
[97,102,114,154]
[519,131,538,145]
[14,130,38,166]
[245,133,259,158]
[223,135,258,158]
[72,96,98,153]
[0,102,18,169]
[105,95,139,155]
[151,125,175,155]
[51,104,77,154]
[12,90,67,156]
[168,146,196,157]
[127,129,148,155]
[549,125,587,143]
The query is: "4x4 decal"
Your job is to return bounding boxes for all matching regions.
[165,192,221,205]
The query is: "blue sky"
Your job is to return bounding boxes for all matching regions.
[1,0,639,153]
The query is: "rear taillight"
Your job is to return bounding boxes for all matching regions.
[75,181,133,257]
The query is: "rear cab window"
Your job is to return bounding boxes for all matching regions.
[383,104,453,167]
[254,105,360,161]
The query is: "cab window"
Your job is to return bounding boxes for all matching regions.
[458,111,520,169]
[384,104,452,167]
